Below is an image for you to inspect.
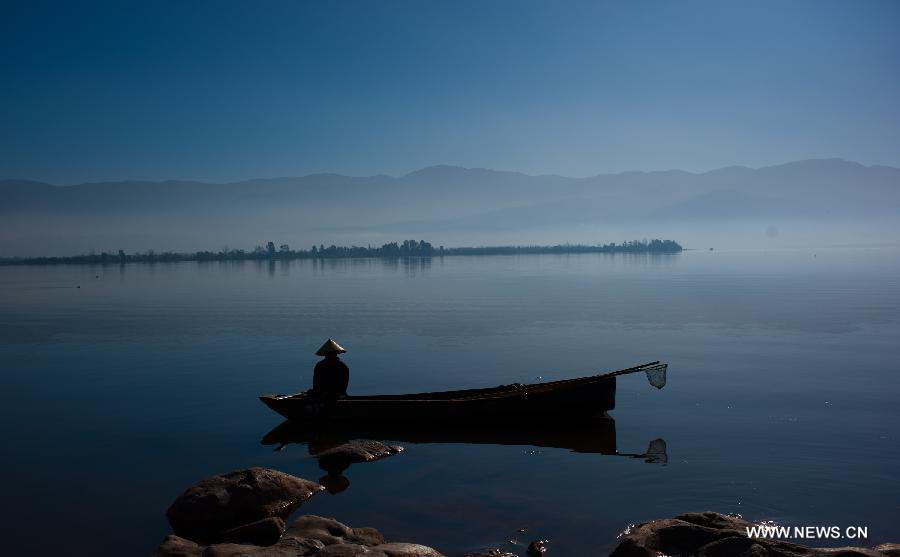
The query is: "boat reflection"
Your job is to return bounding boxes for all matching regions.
[262,417,666,493]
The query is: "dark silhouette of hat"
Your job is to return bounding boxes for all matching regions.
[315,338,347,356]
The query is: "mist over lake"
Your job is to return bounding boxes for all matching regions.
[2,159,899,257]
[2,248,898,555]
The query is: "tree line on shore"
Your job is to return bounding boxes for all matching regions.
[0,239,682,265]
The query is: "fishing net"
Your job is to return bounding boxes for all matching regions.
[644,364,667,389]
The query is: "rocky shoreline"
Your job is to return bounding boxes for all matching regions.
[611,512,899,557]
[158,458,896,557]
[159,514,444,557]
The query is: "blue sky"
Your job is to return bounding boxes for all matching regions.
[2,0,898,183]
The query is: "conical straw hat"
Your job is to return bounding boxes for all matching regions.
[315,338,347,356]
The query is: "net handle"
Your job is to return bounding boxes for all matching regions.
[601,361,667,389]
[602,361,663,378]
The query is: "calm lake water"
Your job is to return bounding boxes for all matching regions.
[2,248,899,555]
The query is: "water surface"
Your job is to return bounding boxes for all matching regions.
[1,248,898,555]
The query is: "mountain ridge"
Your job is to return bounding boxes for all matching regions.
[3,158,895,189]
[1,158,898,256]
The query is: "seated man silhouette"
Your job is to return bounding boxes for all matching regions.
[311,338,349,398]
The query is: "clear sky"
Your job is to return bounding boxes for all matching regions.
[2,0,898,184]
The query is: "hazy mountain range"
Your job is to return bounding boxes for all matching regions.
[2,158,898,256]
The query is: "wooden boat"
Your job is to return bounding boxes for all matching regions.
[260,361,666,424]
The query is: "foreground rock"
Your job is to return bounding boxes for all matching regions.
[158,515,444,557]
[612,511,897,557]
[166,467,323,541]
[286,515,386,546]
[315,440,405,473]
[221,517,285,546]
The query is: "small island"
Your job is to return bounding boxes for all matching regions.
[0,239,682,266]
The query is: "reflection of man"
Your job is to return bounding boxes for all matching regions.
[312,338,349,398]
[318,473,350,494]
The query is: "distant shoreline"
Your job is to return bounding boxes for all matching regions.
[0,239,682,266]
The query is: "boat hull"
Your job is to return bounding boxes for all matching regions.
[260,374,616,424]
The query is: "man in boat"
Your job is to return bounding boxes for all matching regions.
[311,338,350,398]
